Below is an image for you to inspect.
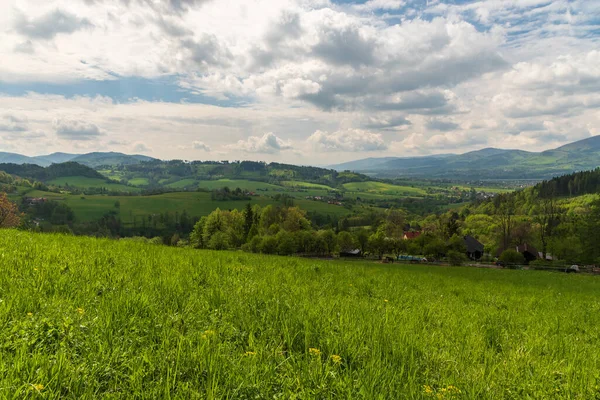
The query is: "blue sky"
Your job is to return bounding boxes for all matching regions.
[0,0,599,163]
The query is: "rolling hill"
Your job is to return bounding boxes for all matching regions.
[0,151,156,167]
[330,135,600,179]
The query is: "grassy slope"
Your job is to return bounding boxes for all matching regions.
[195,179,283,191]
[1,231,599,398]
[281,181,335,190]
[24,190,350,222]
[47,176,140,192]
[343,181,427,196]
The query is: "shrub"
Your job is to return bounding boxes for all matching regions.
[447,250,467,266]
[499,250,525,266]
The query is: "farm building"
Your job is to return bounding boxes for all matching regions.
[463,235,484,260]
[403,231,421,240]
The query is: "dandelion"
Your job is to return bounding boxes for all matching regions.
[31,384,44,391]
[202,330,216,340]
[76,307,85,315]
[330,354,342,364]
[309,348,321,356]
[27,312,33,317]
[423,385,433,394]
[244,351,257,356]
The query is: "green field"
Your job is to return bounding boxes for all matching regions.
[1,231,599,398]
[343,181,428,196]
[195,179,283,191]
[47,176,140,193]
[23,190,350,222]
[281,181,335,190]
[166,178,199,189]
[127,177,149,186]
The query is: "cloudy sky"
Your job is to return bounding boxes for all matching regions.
[1,0,599,164]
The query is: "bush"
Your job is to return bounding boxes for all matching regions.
[499,249,525,266]
[447,250,467,266]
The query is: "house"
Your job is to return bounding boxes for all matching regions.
[340,249,362,258]
[496,243,540,264]
[24,197,47,206]
[516,243,540,263]
[403,231,421,240]
[463,235,484,260]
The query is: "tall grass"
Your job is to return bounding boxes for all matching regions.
[0,230,599,398]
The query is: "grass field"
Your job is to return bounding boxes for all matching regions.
[195,179,283,191]
[47,176,140,193]
[1,230,599,398]
[343,181,428,196]
[23,190,350,222]
[127,177,149,186]
[281,181,335,190]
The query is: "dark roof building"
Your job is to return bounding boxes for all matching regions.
[463,235,484,260]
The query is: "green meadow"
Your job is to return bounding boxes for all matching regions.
[47,176,140,193]
[343,181,428,196]
[23,190,350,222]
[1,231,599,398]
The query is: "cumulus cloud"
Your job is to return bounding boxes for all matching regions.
[0,115,29,132]
[427,119,460,131]
[228,132,292,154]
[14,9,93,39]
[353,0,405,12]
[192,141,211,151]
[132,142,151,153]
[53,119,103,140]
[307,129,388,152]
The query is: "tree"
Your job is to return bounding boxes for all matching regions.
[494,195,514,250]
[533,194,558,259]
[0,193,21,228]
[190,217,207,249]
[499,249,525,265]
[355,228,370,255]
[337,231,358,253]
[276,230,297,255]
[318,229,337,255]
[368,230,388,259]
[243,203,253,238]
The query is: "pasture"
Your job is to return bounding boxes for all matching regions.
[22,190,350,222]
[0,231,598,398]
[47,176,140,193]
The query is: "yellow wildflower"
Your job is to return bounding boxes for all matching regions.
[384,299,389,303]
[244,351,257,356]
[330,354,342,364]
[423,385,433,394]
[202,330,216,340]
[27,312,33,317]
[31,384,44,391]
[308,348,321,356]
[76,307,85,315]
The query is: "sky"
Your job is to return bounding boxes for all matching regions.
[0,0,599,164]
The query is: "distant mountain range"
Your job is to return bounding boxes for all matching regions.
[0,151,156,168]
[330,136,600,180]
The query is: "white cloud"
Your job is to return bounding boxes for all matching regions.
[353,0,405,12]
[53,118,103,140]
[0,0,598,162]
[192,141,211,151]
[307,129,388,152]
[132,142,151,153]
[227,132,293,154]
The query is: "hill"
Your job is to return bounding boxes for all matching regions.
[0,162,108,182]
[0,151,156,168]
[0,152,47,166]
[331,135,600,179]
